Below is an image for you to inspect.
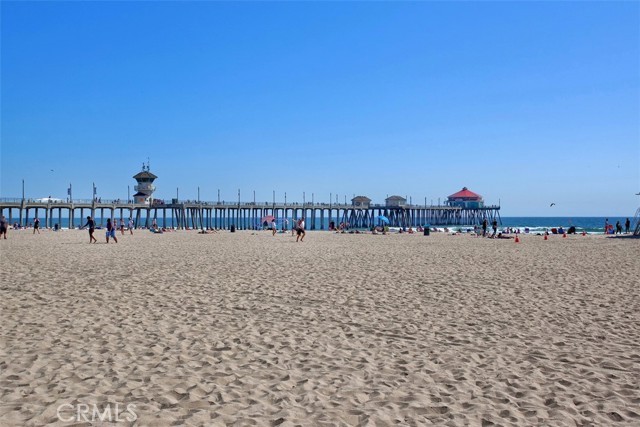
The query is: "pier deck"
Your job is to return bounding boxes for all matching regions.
[0,198,501,230]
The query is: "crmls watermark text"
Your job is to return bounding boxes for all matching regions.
[57,402,137,423]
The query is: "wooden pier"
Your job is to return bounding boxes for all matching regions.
[0,198,501,230]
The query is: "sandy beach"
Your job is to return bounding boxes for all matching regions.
[0,229,638,426]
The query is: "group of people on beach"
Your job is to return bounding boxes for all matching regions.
[1,214,634,241]
[0,215,50,238]
[269,218,305,241]
[604,218,631,235]
[81,216,135,243]
[480,219,499,238]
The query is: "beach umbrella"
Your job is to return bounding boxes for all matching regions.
[377,215,390,224]
[261,215,275,224]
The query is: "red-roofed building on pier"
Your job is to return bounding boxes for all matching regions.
[447,187,484,209]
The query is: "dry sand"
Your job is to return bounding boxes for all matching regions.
[0,228,638,426]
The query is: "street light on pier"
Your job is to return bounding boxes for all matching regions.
[198,187,200,203]
[217,189,220,204]
[285,192,287,205]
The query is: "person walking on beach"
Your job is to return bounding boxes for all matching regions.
[0,215,7,240]
[128,218,134,235]
[491,220,497,238]
[83,216,97,243]
[271,219,277,236]
[105,218,118,243]
[33,217,40,234]
[615,221,622,234]
[296,218,306,242]
[604,218,609,234]
[625,218,631,234]
[119,218,125,235]
[482,219,488,237]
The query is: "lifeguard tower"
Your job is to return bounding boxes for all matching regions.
[132,162,157,204]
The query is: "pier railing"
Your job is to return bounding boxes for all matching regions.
[0,197,500,210]
[0,198,136,205]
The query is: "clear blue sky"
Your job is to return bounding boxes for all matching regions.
[1,1,638,216]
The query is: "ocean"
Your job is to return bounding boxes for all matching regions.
[6,216,634,234]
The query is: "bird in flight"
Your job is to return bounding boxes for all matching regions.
[550,203,556,207]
